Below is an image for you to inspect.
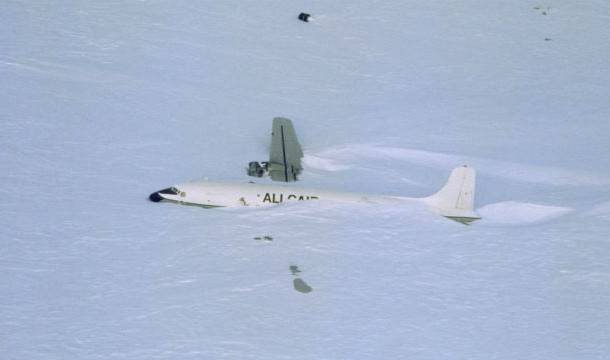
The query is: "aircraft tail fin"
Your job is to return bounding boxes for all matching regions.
[268,117,303,182]
[424,166,480,224]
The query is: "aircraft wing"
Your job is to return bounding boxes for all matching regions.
[268,117,303,182]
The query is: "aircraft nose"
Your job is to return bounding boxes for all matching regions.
[149,192,163,202]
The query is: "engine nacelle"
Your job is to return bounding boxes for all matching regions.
[247,161,269,177]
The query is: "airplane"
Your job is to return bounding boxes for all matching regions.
[149,118,481,224]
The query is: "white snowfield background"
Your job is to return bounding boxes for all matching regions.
[2,1,610,359]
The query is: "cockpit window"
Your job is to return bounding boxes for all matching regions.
[158,187,180,195]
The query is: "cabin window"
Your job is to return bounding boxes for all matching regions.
[159,187,180,195]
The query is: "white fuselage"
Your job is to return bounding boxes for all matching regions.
[149,166,480,224]
[153,180,413,208]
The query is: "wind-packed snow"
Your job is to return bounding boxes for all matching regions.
[2,1,610,359]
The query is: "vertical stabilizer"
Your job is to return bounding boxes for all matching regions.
[424,166,480,224]
[268,117,303,182]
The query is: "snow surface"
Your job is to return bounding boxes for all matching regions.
[2,1,610,359]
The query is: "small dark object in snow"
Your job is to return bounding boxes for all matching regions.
[254,235,273,242]
[289,265,301,276]
[544,38,552,41]
[293,278,313,293]
[298,13,311,22]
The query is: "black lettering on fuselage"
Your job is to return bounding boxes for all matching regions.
[271,193,282,203]
[261,193,319,204]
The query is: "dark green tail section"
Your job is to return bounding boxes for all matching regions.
[268,117,303,182]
